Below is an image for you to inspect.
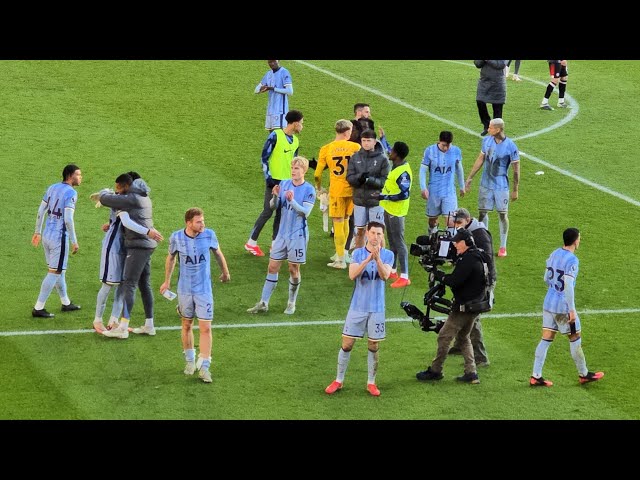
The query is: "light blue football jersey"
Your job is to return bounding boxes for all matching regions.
[543,247,579,313]
[421,143,463,197]
[169,228,219,296]
[479,136,519,191]
[42,182,77,241]
[349,247,394,313]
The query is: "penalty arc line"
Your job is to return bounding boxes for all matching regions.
[293,60,640,208]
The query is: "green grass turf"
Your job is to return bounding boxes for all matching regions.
[1,60,637,419]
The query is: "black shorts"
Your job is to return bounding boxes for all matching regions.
[549,62,568,78]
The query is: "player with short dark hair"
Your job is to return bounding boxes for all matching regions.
[530,228,604,387]
[420,131,465,235]
[31,164,83,318]
[245,110,304,257]
[255,60,293,130]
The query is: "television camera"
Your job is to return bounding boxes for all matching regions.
[400,229,457,333]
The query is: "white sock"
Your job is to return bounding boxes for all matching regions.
[336,348,351,383]
[288,276,300,304]
[246,239,257,247]
[367,350,379,384]
[35,272,59,309]
[145,317,154,328]
[95,283,112,322]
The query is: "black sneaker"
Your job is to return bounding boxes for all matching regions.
[456,372,480,384]
[61,302,81,312]
[32,308,54,318]
[480,128,489,136]
[416,366,444,381]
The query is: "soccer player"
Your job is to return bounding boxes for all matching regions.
[247,157,315,315]
[325,222,394,397]
[31,164,83,318]
[160,208,230,384]
[464,118,520,257]
[315,119,361,269]
[93,173,163,334]
[540,60,569,110]
[420,131,465,235]
[530,228,604,387]
[378,141,412,288]
[255,60,293,131]
[346,129,390,249]
[245,110,304,257]
[99,177,160,339]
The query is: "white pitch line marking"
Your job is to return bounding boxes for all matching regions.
[294,60,640,208]
[3,308,639,337]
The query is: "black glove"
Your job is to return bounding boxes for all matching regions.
[308,157,318,170]
[365,176,383,188]
[358,172,368,185]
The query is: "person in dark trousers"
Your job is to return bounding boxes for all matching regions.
[416,229,487,384]
[474,60,508,136]
[245,110,304,257]
[376,142,412,288]
[447,208,495,366]
[98,177,160,339]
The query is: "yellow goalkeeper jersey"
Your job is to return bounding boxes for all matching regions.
[315,140,361,197]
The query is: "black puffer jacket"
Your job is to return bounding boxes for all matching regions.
[346,140,390,207]
[474,60,508,104]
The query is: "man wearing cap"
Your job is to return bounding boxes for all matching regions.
[446,208,495,366]
[416,228,487,384]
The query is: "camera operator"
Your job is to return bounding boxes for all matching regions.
[416,229,486,384]
[447,208,495,366]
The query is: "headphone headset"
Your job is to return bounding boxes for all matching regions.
[463,233,475,248]
[455,229,476,248]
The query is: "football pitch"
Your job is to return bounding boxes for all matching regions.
[1,60,639,420]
